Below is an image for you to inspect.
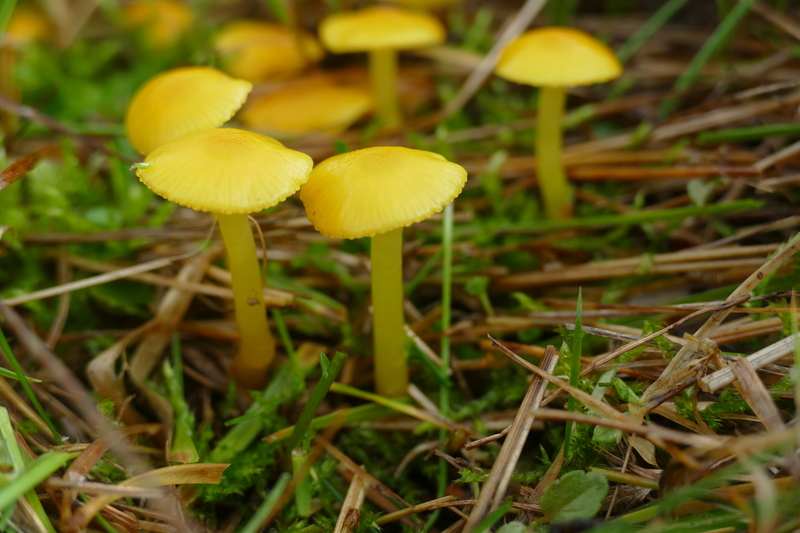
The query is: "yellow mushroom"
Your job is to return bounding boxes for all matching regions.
[135,128,313,389]
[495,27,622,219]
[125,66,252,155]
[319,6,445,130]
[240,76,373,137]
[123,0,193,50]
[300,146,467,397]
[212,20,324,83]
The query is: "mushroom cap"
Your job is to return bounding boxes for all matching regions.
[213,21,324,82]
[300,146,467,239]
[496,27,622,88]
[319,6,445,53]
[136,128,313,214]
[123,0,193,50]
[3,7,51,47]
[240,77,373,136]
[385,0,464,9]
[125,66,252,155]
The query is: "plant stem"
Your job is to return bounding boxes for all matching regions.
[369,48,401,130]
[371,228,407,397]
[536,86,572,219]
[217,213,275,390]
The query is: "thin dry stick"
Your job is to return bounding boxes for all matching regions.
[334,473,368,533]
[3,256,181,307]
[463,346,559,533]
[755,138,800,171]
[730,357,784,433]
[700,332,800,392]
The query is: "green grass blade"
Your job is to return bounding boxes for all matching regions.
[0,325,62,443]
[658,0,758,117]
[616,0,690,63]
[164,333,198,463]
[564,289,584,458]
[696,123,800,144]
[285,351,347,453]
[0,367,41,382]
[238,472,291,533]
[455,199,762,236]
[472,499,514,533]
[0,0,16,35]
[272,309,297,370]
[0,450,73,510]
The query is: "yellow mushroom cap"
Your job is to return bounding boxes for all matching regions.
[496,27,622,88]
[125,66,252,155]
[386,0,463,9]
[136,128,313,214]
[240,78,373,136]
[122,0,193,50]
[3,8,51,47]
[213,21,324,82]
[319,6,445,53]
[300,146,467,239]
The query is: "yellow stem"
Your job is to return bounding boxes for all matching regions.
[536,86,572,219]
[217,213,275,389]
[371,228,407,397]
[369,48,402,131]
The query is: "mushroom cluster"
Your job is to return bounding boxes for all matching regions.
[126,66,312,390]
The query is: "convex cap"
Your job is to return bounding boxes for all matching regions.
[136,128,313,214]
[300,146,467,239]
[123,0,193,50]
[3,7,51,47]
[320,6,445,53]
[496,27,622,88]
[241,77,373,136]
[213,21,324,82]
[126,66,252,155]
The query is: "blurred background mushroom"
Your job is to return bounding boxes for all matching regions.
[240,74,373,137]
[212,20,324,83]
[495,27,622,219]
[319,5,445,130]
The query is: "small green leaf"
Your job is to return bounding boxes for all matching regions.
[687,178,718,207]
[496,522,528,533]
[592,425,623,445]
[540,470,609,523]
[612,378,641,404]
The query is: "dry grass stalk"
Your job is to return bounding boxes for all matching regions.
[729,357,784,433]
[638,234,800,416]
[463,346,559,532]
[333,472,367,533]
[701,333,798,393]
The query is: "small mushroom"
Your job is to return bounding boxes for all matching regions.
[135,128,313,389]
[122,0,193,50]
[319,6,445,130]
[212,21,324,83]
[240,75,373,137]
[299,146,467,397]
[125,66,252,155]
[495,27,622,219]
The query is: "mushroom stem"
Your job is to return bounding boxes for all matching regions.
[536,86,572,219]
[368,48,402,130]
[217,213,275,389]
[370,227,407,397]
